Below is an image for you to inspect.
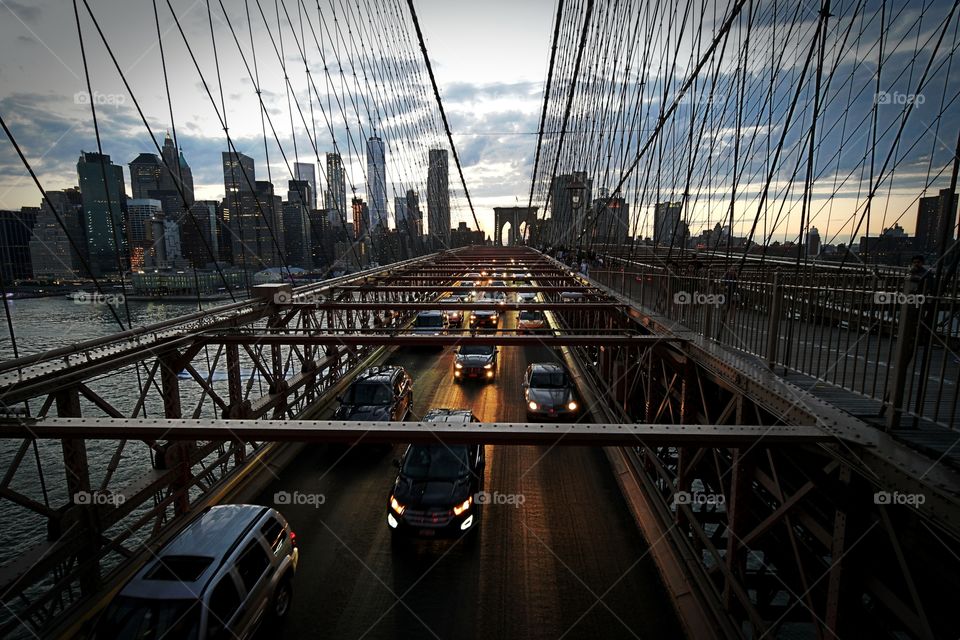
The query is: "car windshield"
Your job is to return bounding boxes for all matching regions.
[459,345,494,356]
[94,596,201,640]
[415,314,444,328]
[491,281,506,287]
[345,382,393,405]
[519,311,543,321]
[402,445,469,479]
[530,371,569,388]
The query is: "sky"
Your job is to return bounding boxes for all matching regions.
[0,0,555,240]
[0,0,958,248]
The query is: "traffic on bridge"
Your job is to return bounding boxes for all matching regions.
[1,1,959,639]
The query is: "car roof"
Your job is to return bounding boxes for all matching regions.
[423,408,477,423]
[417,309,443,316]
[529,362,565,373]
[354,366,402,383]
[121,504,269,599]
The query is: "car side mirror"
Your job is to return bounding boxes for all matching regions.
[392,458,401,468]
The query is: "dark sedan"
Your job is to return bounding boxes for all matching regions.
[523,362,579,420]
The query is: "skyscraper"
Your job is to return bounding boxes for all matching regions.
[222,151,255,197]
[352,197,369,240]
[126,199,163,270]
[653,201,686,247]
[0,209,37,281]
[366,137,387,229]
[915,188,958,256]
[284,180,312,268]
[806,227,821,257]
[294,162,317,209]
[325,153,347,223]
[77,151,128,275]
[29,188,86,278]
[128,153,163,200]
[222,151,257,268]
[180,200,219,268]
[427,149,449,247]
[406,189,422,236]
[158,132,194,204]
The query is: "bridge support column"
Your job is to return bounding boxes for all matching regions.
[159,350,182,419]
[223,343,250,419]
[765,270,783,369]
[55,387,101,596]
[886,278,920,431]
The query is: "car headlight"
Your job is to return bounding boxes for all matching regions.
[453,497,472,516]
[455,362,463,369]
[528,401,538,411]
[483,363,493,369]
[567,401,578,411]
[390,495,405,515]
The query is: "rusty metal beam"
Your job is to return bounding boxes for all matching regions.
[198,334,672,347]
[0,418,832,445]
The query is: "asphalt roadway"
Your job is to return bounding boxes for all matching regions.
[253,310,683,639]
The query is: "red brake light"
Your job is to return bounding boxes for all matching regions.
[289,530,297,546]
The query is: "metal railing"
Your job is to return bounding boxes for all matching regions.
[594,257,960,431]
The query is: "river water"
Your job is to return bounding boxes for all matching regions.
[0,296,244,591]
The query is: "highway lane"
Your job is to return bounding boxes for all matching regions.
[252,309,682,639]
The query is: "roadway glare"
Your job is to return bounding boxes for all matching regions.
[253,310,682,639]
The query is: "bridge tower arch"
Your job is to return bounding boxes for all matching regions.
[493,206,538,246]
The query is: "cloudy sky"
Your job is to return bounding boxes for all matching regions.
[0,0,553,240]
[1,0,958,248]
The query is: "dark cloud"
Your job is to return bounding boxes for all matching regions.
[2,1,42,25]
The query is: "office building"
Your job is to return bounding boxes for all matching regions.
[653,201,687,247]
[366,136,387,229]
[294,162,317,209]
[916,188,958,256]
[126,199,163,270]
[29,188,86,278]
[76,151,128,275]
[427,149,450,247]
[325,153,347,223]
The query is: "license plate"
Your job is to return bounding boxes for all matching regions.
[418,529,435,537]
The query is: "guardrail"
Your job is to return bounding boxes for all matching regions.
[593,257,960,431]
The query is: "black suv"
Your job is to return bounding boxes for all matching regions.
[387,409,484,543]
[335,366,413,421]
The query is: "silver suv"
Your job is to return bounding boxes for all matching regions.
[94,504,298,639]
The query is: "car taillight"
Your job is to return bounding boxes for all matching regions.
[289,530,297,547]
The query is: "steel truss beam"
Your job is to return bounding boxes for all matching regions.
[196,334,672,347]
[0,418,830,446]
